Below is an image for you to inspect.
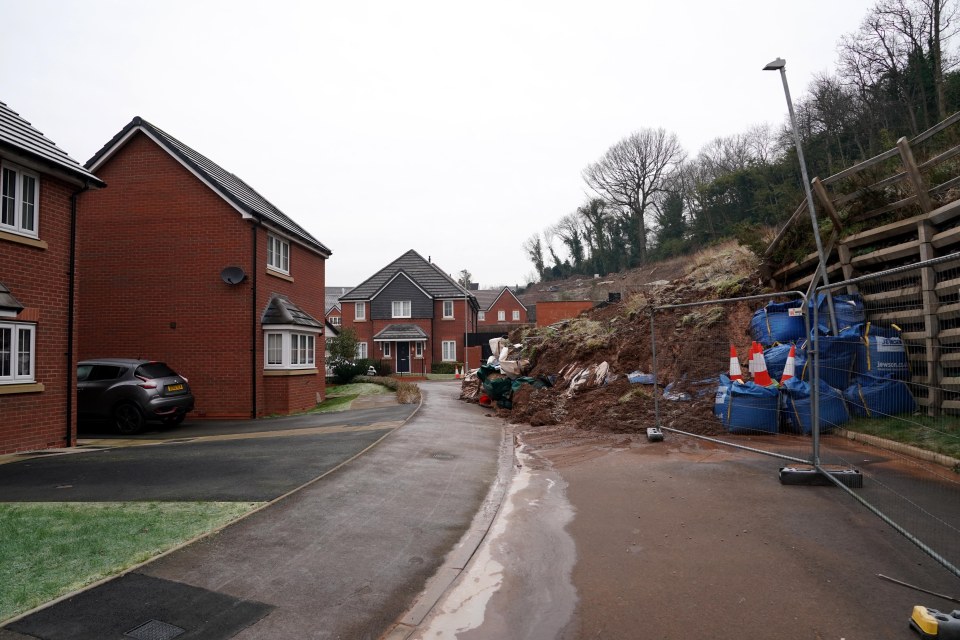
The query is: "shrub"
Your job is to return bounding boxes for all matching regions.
[431,362,461,374]
[332,359,370,384]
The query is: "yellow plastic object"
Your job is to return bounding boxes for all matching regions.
[913,606,940,637]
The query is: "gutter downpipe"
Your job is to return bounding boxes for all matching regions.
[66,182,91,448]
[251,213,261,419]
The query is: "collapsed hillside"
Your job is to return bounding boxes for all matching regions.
[467,242,766,436]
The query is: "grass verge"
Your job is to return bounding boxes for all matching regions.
[0,501,260,622]
[842,414,960,461]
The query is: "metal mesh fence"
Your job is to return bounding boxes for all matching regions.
[814,254,960,579]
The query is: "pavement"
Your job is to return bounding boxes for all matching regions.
[1,381,507,640]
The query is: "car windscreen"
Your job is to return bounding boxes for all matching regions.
[135,362,178,379]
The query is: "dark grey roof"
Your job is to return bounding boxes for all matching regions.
[0,282,24,314]
[473,287,526,312]
[373,324,429,341]
[261,295,323,328]
[0,101,104,187]
[325,286,351,315]
[340,250,476,306]
[86,117,329,257]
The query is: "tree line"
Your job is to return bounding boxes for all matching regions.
[525,0,960,282]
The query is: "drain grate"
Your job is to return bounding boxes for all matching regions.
[124,619,185,640]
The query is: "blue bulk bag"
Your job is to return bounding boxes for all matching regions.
[724,380,780,434]
[797,332,858,390]
[810,293,865,333]
[781,377,848,435]
[750,300,806,347]
[763,343,795,382]
[714,374,731,418]
[852,322,910,381]
[844,377,916,418]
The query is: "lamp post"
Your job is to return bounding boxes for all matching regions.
[763,57,838,335]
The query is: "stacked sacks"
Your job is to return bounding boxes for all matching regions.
[844,321,915,417]
[810,293,866,333]
[715,346,780,434]
[781,377,849,435]
[750,299,806,347]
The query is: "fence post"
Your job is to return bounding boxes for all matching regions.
[918,220,943,416]
[811,298,821,466]
[650,306,660,428]
[897,137,934,213]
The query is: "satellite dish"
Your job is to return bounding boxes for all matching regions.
[220,266,247,285]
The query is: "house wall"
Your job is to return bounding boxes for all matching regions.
[535,300,595,327]
[0,170,77,454]
[78,131,326,419]
[371,276,432,318]
[432,299,473,366]
[478,292,528,327]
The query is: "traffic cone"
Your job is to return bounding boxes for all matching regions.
[753,346,775,387]
[780,344,796,384]
[728,345,744,383]
[747,341,759,374]
[455,366,461,379]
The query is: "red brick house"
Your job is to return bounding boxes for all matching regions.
[475,287,530,327]
[339,250,478,374]
[0,101,105,454]
[79,117,330,419]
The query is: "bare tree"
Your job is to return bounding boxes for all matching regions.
[582,128,685,265]
[522,233,546,280]
[553,213,586,270]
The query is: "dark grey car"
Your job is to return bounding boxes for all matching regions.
[77,358,195,434]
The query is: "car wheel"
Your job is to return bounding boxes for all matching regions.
[161,414,186,427]
[114,403,145,435]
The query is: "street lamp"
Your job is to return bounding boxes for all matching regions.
[763,57,838,335]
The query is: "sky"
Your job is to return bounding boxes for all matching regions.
[2,0,878,289]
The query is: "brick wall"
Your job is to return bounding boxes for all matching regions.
[0,171,76,454]
[79,131,326,419]
[535,300,595,327]
[478,292,529,327]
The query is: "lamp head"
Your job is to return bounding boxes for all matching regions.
[763,57,786,71]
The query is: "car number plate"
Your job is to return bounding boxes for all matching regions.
[167,384,184,392]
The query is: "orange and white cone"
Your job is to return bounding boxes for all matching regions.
[729,345,744,383]
[455,366,461,379]
[780,344,796,384]
[748,342,758,375]
[753,346,775,387]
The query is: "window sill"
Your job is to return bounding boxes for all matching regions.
[266,267,294,282]
[263,368,318,377]
[0,382,44,394]
[0,230,47,250]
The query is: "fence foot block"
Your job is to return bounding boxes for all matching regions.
[779,464,864,488]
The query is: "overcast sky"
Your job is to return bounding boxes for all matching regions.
[3,0,876,289]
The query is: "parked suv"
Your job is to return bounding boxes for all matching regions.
[77,358,195,434]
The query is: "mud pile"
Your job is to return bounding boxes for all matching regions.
[480,243,764,436]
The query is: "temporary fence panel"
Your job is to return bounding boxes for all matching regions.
[651,291,815,465]
[812,253,960,580]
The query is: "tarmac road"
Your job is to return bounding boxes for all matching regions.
[1,383,506,640]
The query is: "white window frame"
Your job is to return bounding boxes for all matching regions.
[478,311,485,321]
[1,162,39,239]
[0,322,36,383]
[512,309,521,321]
[383,342,391,357]
[497,310,505,321]
[355,302,366,321]
[266,234,290,274]
[356,342,368,359]
[263,329,318,370]
[442,340,456,362]
[443,300,454,319]
[415,342,424,358]
[329,315,341,326]
[392,300,412,318]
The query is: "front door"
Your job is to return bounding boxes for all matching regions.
[397,341,410,373]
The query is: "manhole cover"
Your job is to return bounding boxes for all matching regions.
[431,452,456,460]
[125,619,185,640]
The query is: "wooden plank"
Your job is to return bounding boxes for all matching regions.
[822,147,901,185]
[841,212,922,249]
[897,137,934,213]
[935,276,960,294]
[851,195,919,223]
[871,307,925,322]
[861,283,921,303]
[833,171,908,207]
[918,143,960,171]
[812,177,843,231]
[941,400,960,410]
[928,197,960,225]
[850,239,920,267]
[930,174,960,194]
[937,327,960,341]
[939,376,960,386]
[932,224,960,250]
[763,200,808,259]
[910,109,960,145]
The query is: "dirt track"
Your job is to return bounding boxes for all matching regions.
[520,426,957,640]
